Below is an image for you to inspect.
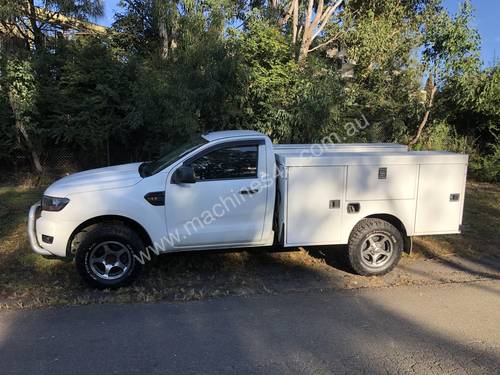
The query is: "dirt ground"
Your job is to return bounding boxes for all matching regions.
[0,181,498,309]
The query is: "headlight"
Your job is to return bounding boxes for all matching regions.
[41,195,70,212]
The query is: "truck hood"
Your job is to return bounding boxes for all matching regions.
[44,162,143,197]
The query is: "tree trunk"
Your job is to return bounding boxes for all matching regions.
[408,77,438,147]
[291,0,299,45]
[297,0,315,64]
[298,35,311,64]
[16,118,43,173]
[27,0,44,50]
[158,20,170,59]
[297,0,343,65]
[155,0,174,60]
[8,87,43,174]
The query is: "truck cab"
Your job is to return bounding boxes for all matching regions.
[161,131,276,249]
[28,130,468,288]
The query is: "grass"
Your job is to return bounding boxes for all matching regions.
[0,182,498,309]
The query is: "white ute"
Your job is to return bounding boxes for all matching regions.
[28,130,468,288]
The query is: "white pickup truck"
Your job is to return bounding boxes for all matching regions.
[28,130,468,288]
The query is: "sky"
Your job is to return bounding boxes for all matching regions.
[97,0,499,67]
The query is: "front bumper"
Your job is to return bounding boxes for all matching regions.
[28,201,54,256]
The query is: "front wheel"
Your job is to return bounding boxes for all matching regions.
[75,224,144,288]
[348,218,403,276]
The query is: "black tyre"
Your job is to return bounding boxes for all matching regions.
[75,224,144,288]
[348,218,403,276]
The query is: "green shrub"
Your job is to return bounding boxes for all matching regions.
[416,121,499,182]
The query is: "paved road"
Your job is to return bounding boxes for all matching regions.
[0,280,499,374]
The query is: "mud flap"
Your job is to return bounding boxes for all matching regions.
[404,236,413,254]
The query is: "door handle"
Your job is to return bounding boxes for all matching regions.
[347,203,361,213]
[240,188,259,195]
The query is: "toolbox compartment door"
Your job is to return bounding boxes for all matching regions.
[414,164,467,234]
[286,166,345,245]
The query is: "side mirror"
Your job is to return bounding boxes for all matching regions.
[172,165,196,184]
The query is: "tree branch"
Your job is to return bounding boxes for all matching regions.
[278,1,293,27]
[408,82,438,147]
[305,0,314,27]
[312,0,342,40]
[308,32,341,52]
[310,0,324,31]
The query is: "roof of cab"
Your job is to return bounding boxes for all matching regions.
[202,130,265,142]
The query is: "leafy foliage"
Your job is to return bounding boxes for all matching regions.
[0,0,498,180]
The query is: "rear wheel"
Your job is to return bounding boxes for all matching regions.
[75,224,144,288]
[348,218,403,276]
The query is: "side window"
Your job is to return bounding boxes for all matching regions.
[190,145,258,181]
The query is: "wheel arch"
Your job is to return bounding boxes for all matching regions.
[359,213,412,254]
[66,215,153,258]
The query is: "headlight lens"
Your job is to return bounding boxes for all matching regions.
[41,195,70,212]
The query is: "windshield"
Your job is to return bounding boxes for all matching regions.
[140,137,207,177]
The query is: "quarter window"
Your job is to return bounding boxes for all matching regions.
[190,145,258,180]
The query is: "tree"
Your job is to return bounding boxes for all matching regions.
[0,56,42,172]
[0,0,104,173]
[114,0,243,60]
[271,0,343,64]
[0,0,496,182]
[408,0,481,146]
[0,0,104,51]
[233,18,301,140]
[113,0,180,59]
[337,0,424,142]
[40,36,131,166]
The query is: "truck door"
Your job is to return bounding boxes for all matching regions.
[165,140,268,248]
